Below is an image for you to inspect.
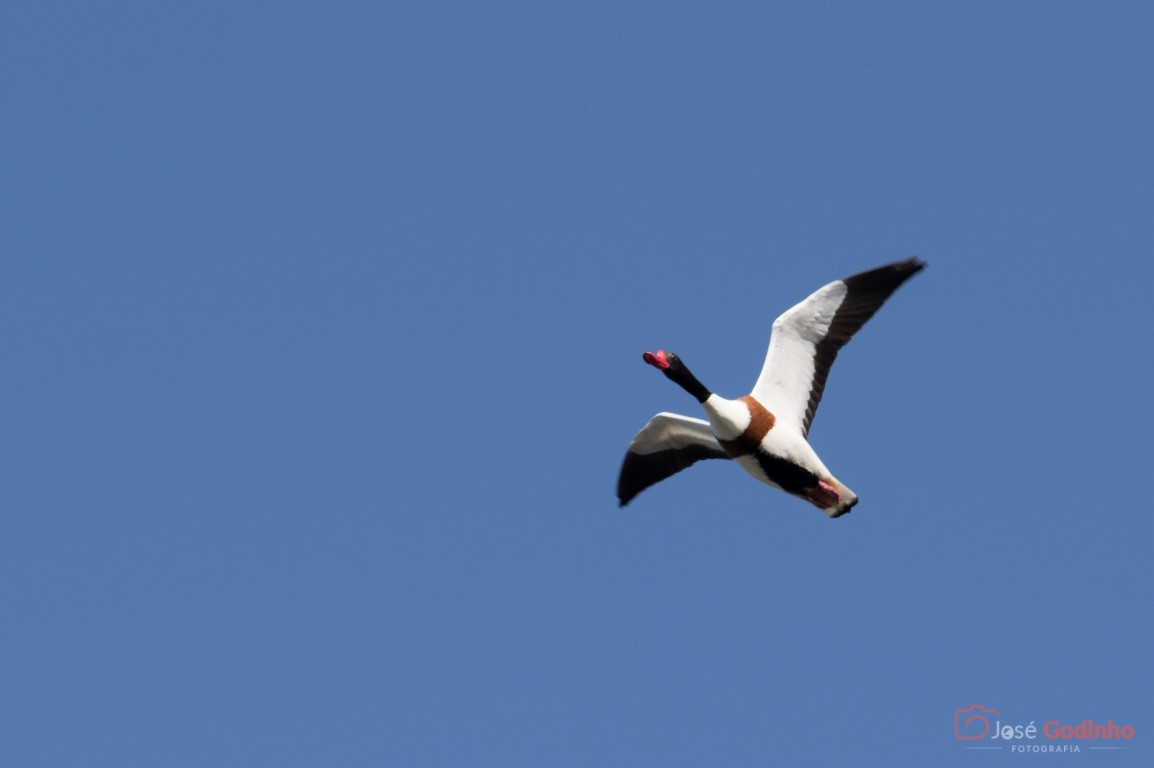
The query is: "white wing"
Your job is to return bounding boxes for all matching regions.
[751,259,925,438]
[617,413,730,507]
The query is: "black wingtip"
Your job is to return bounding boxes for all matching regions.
[842,257,926,293]
[891,257,926,274]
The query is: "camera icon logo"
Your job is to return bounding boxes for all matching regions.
[955,704,1000,740]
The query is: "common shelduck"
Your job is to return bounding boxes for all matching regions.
[617,258,925,516]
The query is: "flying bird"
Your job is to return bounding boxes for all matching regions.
[617,258,925,516]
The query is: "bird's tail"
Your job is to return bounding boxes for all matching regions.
[821,477,859,518]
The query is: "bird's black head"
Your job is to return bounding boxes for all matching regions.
[641,349,710,402]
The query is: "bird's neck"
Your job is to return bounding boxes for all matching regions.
[665,362,712,403]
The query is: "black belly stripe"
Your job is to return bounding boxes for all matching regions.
[754,453,819,494]
[718,432,762,457]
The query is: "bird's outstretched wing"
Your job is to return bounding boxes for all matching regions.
[617,412,731,507]
[751,259,925,438]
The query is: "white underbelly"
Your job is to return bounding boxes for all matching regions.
[734,454,784,491]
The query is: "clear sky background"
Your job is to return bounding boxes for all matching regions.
[2,2,1151,766]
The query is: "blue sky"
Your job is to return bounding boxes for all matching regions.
[2,2,1151,765]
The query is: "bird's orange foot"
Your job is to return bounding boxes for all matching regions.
[803,479,841,509]
[817,480,840,500]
